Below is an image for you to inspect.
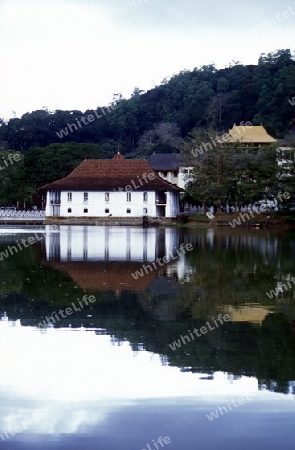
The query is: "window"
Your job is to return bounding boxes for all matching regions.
[127,192,131,202]
[83,192,88,203]
[83,208,88,213]
[67,208,72,213]
[143,208,148,214]
[67,192,72,202]
[127,208,131,214]
[105,208,109,213]
[105,193,109,202]
[143,192,148,202]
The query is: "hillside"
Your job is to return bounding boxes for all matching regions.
[0,49,295,157]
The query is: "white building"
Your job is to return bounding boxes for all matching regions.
[41,152,181,218]
[148,153,193,189]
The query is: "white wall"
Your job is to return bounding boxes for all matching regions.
[166,191,179,217]
[178,166,194,189]
[156,167,194,189]
[157,170,178,185]
[47,190,157,217]
[45,191,51,216]
[46,189,180,218]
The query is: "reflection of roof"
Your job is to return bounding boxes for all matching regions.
[41,152,181,192]
[223,304,272,325]
[44,261,157,293]
[226,125,277,144]
[148,153,185,170]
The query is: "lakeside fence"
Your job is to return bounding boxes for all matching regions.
[0,209,45,219]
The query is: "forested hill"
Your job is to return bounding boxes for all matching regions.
[1,49,295,157]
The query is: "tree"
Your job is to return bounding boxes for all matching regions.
[1,48,295,156]
[180,128,279,210]
[138,122,181,154]
[205,93,229,130]
[0,150,25,207]
[180,129,237,210]
[23,143,104,206]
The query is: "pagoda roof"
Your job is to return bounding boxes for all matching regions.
[224,124,277,144]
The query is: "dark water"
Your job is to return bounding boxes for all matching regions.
[0,225,294,450]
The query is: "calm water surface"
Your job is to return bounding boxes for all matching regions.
[0,225,294,449]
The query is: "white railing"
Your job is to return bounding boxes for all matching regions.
[0,210,46,218]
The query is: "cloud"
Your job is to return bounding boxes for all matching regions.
[0,0,294,119]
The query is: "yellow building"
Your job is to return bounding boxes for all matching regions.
[226,124,277,146]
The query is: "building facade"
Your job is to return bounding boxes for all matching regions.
[41,152,181,218]
[148,153,194,189]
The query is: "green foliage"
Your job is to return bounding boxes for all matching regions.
[181,130,279,207]
[0,143,104,207]
[0,150,25,207]
[1,230,295,392]
[24,142,104,189]
[0,49,294,207]
[0,49,294,155]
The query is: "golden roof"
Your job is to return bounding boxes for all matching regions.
[226,124,277,144]
[223,304,272,325]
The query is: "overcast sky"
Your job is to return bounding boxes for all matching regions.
[0,0,294,120]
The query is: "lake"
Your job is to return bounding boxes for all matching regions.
[0,225,294,450]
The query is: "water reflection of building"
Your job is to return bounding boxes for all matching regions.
[45,226,192,293]
[222,304,272,325]
[203,229,280,261]
[0,312,20,327]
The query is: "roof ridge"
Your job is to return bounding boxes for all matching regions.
[40,157,182,191]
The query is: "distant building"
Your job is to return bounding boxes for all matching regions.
[41,152,181,218]
[148,153,193,189]
[224,124,277,146]
[277,119,295,174]
[279,119,295,147]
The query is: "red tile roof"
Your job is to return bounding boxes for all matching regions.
[41,153,181,192]
[43,261,157,293]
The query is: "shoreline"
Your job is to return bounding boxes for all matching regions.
[184,213,295,229]
[0,214,294,229]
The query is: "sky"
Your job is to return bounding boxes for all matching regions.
[0,0,294,120]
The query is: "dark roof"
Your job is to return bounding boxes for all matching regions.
[41,152,181,192]
[280,138,291,146]
[280,126,295,146]
[148,153,185,171]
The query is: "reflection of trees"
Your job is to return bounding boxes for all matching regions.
[104,310,295,395]
[0,240,99,316]
[1,230,295,394]
[135,230,295,325]
[257,314,295,393]
[3,289,295,394]
[177,230,295,320]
